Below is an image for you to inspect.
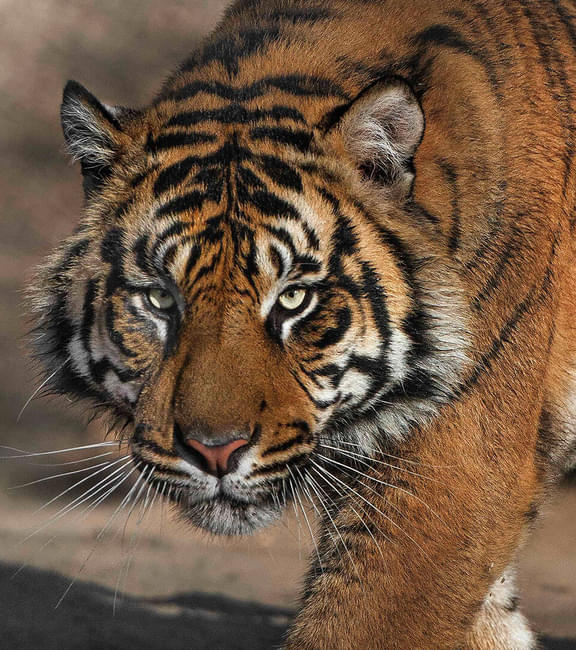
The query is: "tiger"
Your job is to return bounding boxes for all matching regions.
[27,0,576,647]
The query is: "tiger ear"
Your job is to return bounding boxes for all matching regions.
[61,80,129,196]
[325,79,424,198]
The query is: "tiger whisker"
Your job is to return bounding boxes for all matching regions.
[288,466,323,573]
[316,456,417,528]
[307,467,388,558]
[286,477,304,556]
[300,467,360,578]
[6,450,116,468]
[114,470,158,614]
[12,464,136,581]
[17,356,71,423]
[55,464,150,609]
[310,459,432,562]
[121,470,156,547]
[31,455,131,516]
[330,440,456,469]
[319,443,436,482]
[296,468,341,562]
[0,440,125,460]
[17,459,134,549]
[7,458,122,490]
[317,453,448,527]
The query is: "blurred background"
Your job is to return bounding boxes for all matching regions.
[0,1,574,648]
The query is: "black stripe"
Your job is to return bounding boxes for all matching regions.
[154,158,198,196]
[471,226,521,310]
[145,131,216,154]
[129,164,159,188]
[165,104,306,128]
[264,225,297,256]
[249,126,312,153]
[254,155,303,192]
[359,262,391,343]
[180,27,285,76]
[133,235,152,274]
[161,238,194,272]
[100,228,125,265]
[53,238,91,281]
[438,159,461,252]
[160,75,348,104]
[412,23,501,95]
[80,278,99,354]
[353,199,431,357]
[184,244,202,278]
[155,191,208,219]
[239,185,300,219]
[90,356,142,384]
[459,240,557,395]
[151,222,190,260]
[269,244,285,278]
[261,434,307,457]
[105,301,138,358]
[317,188,359,256]
[518,0,575,195]
[250,453,309,477]
[133,438,180,459]
[315,307,352,349]
[552,0,576,53]
[265,7,334,23]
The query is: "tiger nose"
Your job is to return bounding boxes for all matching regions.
[183,438,249,478]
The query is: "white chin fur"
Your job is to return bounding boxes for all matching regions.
[179,496,283,536]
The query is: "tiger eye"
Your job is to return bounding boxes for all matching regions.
[147,287,176,311]
[278,287,307,311]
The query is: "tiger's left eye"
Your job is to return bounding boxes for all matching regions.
[147,287,176,311]
[277,287,308,312]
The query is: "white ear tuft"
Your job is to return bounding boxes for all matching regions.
[60,81,129,195]
[338,80,424,196]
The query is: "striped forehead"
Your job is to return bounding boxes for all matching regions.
[120,106,334,278]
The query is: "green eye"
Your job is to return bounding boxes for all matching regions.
[147,287,176,311]
[278,287,308,311]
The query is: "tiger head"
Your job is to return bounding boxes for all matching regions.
[29,71,469,535]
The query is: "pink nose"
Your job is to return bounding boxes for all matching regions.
[184,438,249,477]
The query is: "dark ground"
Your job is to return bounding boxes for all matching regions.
[0,1,574,648]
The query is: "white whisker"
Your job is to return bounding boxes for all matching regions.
[330,440,455,469]
[319,443,436,481]
[32,455,131,516]
[0,441,123,460]
[8,459,120,490]
[17,357,71,423]
[288,466,323,572]
[317,453,447,526]
[55,464,149,609]
[301,467,359,578]
[311,460,432,561]
[18,459,134,546]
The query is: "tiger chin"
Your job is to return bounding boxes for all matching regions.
[27,0,576,648]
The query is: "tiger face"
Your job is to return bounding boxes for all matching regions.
[30,76,469,535]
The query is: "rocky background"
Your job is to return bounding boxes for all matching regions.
[0,1,574,647]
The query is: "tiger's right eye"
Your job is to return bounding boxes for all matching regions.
[147,287,176,312]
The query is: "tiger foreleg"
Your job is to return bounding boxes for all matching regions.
[463,566,536,650]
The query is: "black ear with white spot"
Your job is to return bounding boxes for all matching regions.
[328,79,424,197]
[61,80,129,196]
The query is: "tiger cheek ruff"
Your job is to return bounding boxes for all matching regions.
[28,1,576,648]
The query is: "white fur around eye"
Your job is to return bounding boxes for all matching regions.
[148,287,175,310]
[278,287,307,311]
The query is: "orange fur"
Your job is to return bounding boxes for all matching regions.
[29,1,576,647]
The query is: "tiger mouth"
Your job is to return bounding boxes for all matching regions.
[130,431,291,535]
[169,482,285,536]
